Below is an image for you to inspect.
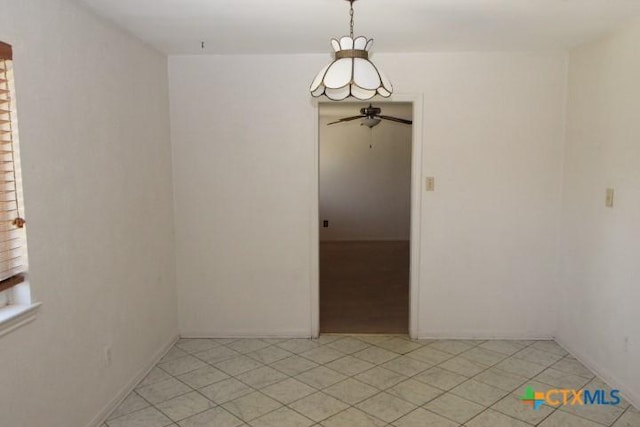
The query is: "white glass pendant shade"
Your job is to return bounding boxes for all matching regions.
[310,36,393,101]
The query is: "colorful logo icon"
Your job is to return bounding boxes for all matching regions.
[520,387,546,410]
[520,386,621,410]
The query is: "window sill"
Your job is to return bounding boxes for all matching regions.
[0,302,41,338]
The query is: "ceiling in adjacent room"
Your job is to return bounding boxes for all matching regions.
[78,0,640,54]
[320,102,412,120]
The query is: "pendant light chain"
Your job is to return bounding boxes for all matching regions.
[349,0,355,38]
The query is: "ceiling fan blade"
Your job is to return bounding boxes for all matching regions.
[327,115,366,125]
[379,115,413,125]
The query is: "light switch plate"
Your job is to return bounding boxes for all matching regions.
[606,188,615,207]
[425,177,435,192]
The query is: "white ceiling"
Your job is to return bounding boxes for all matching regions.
[79,0,640,54]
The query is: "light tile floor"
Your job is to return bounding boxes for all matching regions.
[104,336,640,427]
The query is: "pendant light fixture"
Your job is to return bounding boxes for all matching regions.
[310,0,393,101]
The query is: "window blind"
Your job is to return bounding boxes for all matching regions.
[0,41,27,287]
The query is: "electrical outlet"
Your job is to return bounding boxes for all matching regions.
[104,346,112,367]
[323,220,329,228]
[425,177,435,192]
[606,188,615,207]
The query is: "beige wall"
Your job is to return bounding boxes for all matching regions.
[0,1,177,426]
[169,52,567,339]
[319,104,412,241]
[558,19,640,407]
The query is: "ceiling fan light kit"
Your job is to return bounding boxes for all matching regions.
[310,0,393,101]
[361,116,382,128]
[327,104,412,128]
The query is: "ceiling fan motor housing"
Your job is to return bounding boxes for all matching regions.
[361,104,381,117]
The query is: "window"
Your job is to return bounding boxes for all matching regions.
[0,41,35,332]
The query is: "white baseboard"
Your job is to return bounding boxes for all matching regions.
[87,334,179,427]
[182,330,554,341]
[418,332,555,340]
[555,336,640,410]
[180,330,312,339]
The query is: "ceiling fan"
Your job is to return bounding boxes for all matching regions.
[327,104,413,128]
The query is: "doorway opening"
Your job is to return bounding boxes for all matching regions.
[319,102,413,334]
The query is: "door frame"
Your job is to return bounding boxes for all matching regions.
[310,93,424,339]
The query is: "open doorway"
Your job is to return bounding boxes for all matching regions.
[319,102,413,334]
